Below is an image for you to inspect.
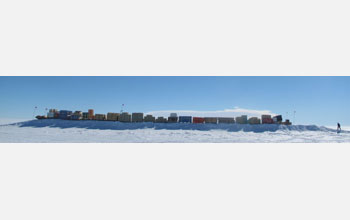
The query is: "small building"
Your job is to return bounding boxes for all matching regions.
[132,113,144,122]
[283,119,292,125]
[193,117,205,124]
[204,117,217,124]
[95,114,106,121]
[144,115,156,123]
[155,117,167,123]
[248,117,260,125]
[107,112,120,121]
[179,116,192,123]
[119,112,132,122]
[218,117,235,124]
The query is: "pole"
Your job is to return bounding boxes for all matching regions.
[120,104,124,114]
[32,106,37,118]
[293,111,296,125]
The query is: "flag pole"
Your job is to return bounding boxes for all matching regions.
[32,106,37,118]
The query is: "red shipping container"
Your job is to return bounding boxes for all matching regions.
[193,117,205,123]
[262,118,274,124]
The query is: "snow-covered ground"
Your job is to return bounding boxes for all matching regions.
[0,119,349,143]
[0,118,31,125]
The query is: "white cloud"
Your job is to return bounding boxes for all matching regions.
[145,107,277,118]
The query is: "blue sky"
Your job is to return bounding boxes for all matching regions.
[0,76,349,126]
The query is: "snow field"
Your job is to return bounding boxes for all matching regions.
[0,119,349,143]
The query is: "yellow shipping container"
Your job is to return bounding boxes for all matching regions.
[156,117,167,123]
[107,112,120,121]
[144,115,156,122]
[204,117,217,124]
[132,113,144,122]
[95,114,106,121]
[218,117,235,124]
[120,112,131,122]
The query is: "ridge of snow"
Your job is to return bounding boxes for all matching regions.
[2,119,347,133]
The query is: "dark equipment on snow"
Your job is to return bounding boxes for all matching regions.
[337,123,341,133]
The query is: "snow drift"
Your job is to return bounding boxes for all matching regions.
[1,119,349,143]
[5,119,346,133]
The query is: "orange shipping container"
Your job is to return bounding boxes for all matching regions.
[88,109,94,119]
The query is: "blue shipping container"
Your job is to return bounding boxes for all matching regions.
[59,110,72,119]
[59,115,70,119]
[179,116,192,123]
[71,115,81,120]
[59,110,72,114]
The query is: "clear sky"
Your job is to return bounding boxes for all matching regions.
[0,76,349,126]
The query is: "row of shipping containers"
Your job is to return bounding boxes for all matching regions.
[45,109,291,125]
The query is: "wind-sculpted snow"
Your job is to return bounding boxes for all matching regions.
[5,119,343,133]
[1,119,349,143]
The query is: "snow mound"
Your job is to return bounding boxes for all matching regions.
[3,119,346,133]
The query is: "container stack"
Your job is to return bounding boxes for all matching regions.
[71,111,83,120]
[95,114,106,121]
[47,109,58,118]
[144,115,156,123]
[155,117,167,123]
[235,116,241,124]
[261,115,273,124]
[218,117,235,124]
[59,110,72,119]
[119,112,132,122]
[82,112,89,120]
[132,113,144,122]
[236,115,248,124]
[248,117,261,124]
[38,107,292,126]
[193,117,205,124]
[242,115,248,124]
[88,109,94,120]
[107,112,120,121]
[179,116,192,123]
[71,115,81,120]
[168,113,178,123]
[204,117,218,124]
